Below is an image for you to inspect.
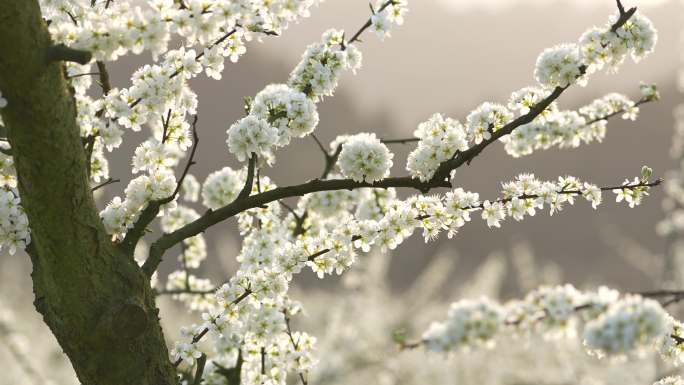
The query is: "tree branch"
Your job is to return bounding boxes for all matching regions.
[141,0,640,276]
[46,44,92,65]
[237,153,257,200]
[429,4,637,182]
[143,175,451,275]
[120,115,199,256]
[192,353,207,385]
[95,60,111,95]
[381,137,420,145]
[91,177,119,192]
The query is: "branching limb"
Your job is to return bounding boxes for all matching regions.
[143,175,451,275]
[430,5,637,182]
[141,0,642,277]
[304,178,662,265]
[120,115,199,256]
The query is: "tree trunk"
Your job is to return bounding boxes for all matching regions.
[0,1,178,384]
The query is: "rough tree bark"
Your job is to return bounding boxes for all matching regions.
[0,1,178,384]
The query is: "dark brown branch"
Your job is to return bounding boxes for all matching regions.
[161,109,172,144]
[381,137,420,145]
[143,175,451,275]
[321,145,343,180]
[429,5,637,182]
[612,0,637,33]
[310,134,342,179]
[47,44,92,65]
[431,85,568,181]
[260,347,266,375]
[66,72,100,79]
[382,93,653,149]
[639,290,684,308]
[95,60,111,95]
[304,179,661,266]
[237,153,257,200]
[192,354,207,385]
[584,97,652,126]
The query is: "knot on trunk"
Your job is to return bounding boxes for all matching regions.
[97,301,149,341]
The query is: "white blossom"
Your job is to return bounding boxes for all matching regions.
[202,167,244,210]
[338,133,394,183]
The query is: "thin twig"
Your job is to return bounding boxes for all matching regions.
[346,0,396,47]
[172,289,253,367]
[91,178,120,192]
[284,314,308,385]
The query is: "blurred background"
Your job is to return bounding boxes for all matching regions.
[1,0,682,383]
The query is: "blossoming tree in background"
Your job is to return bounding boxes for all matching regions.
[0,0,674,384]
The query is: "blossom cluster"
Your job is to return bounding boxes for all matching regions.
[500,87,657,158]
[0,123,30,255]
[369,0,408,41]
[420,284,682,365]
[226,29,364,166]
[42,0,322,61]
[406,113,469,182]
[421,298,505,352]
[538,11,657,89]
[0,188,30,256]
[288,29,363,101]
[654,377,684,385]
[337,133,394,182]
[42,0,326,206]
[405,10,656,181]
[201,167,245,210]
[100,139,178,240]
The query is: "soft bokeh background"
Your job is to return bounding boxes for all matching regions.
[1,0,682,383]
